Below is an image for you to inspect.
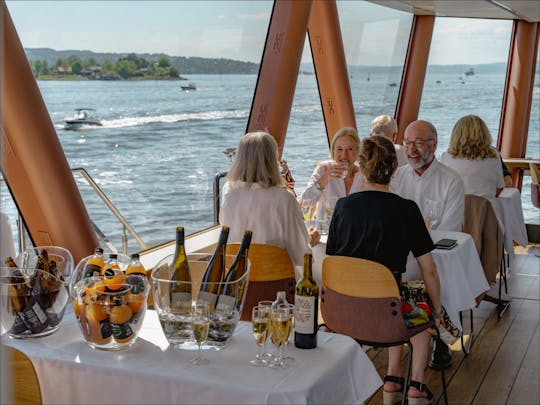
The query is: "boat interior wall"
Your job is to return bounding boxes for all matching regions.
[308,0,356,141]
[246,0,312,157]
[369,1,540,23]
[395,15,435,143]
[498,21,540,188]
[1,2,98,263]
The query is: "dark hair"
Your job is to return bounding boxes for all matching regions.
[358,136,397,185]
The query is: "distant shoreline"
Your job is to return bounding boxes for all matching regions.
[36,75,187,81]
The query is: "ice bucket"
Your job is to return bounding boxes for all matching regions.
[151,253,249,350]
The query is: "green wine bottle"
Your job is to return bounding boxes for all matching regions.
[198,226,229,309]
[294,253,319,349]
[170,226,192,308]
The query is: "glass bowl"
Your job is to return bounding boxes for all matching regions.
[71,273,149,350]
[0,246,74,338]
[151,253,249,350]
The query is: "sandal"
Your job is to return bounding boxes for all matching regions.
[382,375,405,405]
[407,380,434,405]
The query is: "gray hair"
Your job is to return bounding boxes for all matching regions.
[227,131,284,188]
[370,115,398,140]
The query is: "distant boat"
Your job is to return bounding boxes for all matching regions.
[464,68,475,76]
[388,82,397,87]
[181,82,197,91]
[63,108,102,130]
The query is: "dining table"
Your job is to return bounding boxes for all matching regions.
[311,230,489,331]
[2,307,382,405]
[494,187,529,270]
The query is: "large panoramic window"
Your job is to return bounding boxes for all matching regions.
[5,1,273,251]
[418,17,513,154]
[337,1,413,136]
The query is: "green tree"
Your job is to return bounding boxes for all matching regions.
[115,59,138,79]
[71,61,82,75]
[168,66,179,78]
[158,57,171,68]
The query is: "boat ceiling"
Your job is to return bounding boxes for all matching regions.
[369,1,540,22]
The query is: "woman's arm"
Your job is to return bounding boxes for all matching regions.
[416,252,442,317]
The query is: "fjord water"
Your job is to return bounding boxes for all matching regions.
[2,73,538,250]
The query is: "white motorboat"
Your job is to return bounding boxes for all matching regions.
[63,108,102,130]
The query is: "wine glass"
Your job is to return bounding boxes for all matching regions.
[279,303,295,365]
[339,160,349,178]
[268,306,291,368]
[250,306,269,367]
[257,300,274,359]
[190,303,210,365]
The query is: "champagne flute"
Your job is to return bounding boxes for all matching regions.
[250,306,269,367]
[279,303,295,365]
[268,306,290,368]
[258,300,274,359]
[190,303,210,365]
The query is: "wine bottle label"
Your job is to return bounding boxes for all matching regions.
[197,291,218,309]
[216,294,235,313]
[20,300,49,333]
[9,313,29,334]
[171,292,192,308]
[295,295,316,334]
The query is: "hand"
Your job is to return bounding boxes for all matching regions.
[308,226,320,247]
[319,162,347,188]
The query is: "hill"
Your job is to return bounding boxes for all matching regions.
[25,48,260,75]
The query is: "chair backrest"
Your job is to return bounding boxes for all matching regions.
[321,256,427,345]
[3,346,42,404]
[462,194,503,284]
[226,243,295,321]
[530,163,540,208]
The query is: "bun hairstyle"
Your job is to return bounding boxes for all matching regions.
[358,135,397,185]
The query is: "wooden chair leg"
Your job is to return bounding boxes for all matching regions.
[402,343,413,405]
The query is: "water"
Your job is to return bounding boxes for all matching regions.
[1,73,538,252]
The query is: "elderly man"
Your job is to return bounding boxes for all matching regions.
[390,120,465,370]
[370,115,408,166]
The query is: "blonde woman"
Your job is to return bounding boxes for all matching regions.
[219,131,319,267]
[300,127,362,216]
[440,115,504,217]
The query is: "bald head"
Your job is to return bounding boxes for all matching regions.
[405,120,438,141]
[403,120,438,174]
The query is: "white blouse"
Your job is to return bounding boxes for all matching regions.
[219,181,311,267]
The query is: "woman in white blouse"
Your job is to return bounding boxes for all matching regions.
[219,131,319,267]
[300,127,362,220]
[440,115,505,220]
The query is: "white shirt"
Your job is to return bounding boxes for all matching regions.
[440,152,504,201]
[300,160,363,217]
[394,144,408,167]
[390,159,465,232]
[219,181,310,267]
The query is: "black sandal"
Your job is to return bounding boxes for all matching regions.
[383,375,405,405]
[408,380,434,405]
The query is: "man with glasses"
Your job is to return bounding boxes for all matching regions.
[390,120,464,371]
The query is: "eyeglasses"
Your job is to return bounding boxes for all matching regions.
[402,139,435,148]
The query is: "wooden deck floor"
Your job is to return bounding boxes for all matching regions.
[366,245,540,405]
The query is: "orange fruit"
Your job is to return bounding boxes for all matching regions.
[109,304,132,325]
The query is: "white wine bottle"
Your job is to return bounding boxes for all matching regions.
[216,230,252,312]
[294,253,318,349]
[198,226,229,309]
[170,226,192,307]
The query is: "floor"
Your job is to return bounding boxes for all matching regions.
[366,245,540,405]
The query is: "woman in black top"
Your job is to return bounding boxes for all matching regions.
[327,136,442,405]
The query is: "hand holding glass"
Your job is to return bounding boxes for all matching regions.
[191,303,210,365]
[250,306,269,367]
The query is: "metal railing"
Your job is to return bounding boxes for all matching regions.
[213,171,228,225]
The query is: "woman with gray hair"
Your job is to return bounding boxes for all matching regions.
[219,131,319,267]
[370,114,407,166]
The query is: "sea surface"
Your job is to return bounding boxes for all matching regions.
[1,73,539,252]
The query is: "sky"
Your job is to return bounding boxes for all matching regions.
[5,0,514,65]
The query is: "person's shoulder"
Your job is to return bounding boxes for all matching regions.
[437,159,461,179]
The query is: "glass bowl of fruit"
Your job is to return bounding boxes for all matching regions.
[0,246,74,338]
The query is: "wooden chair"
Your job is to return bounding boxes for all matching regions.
[462,194,509,319]
[226,243,295,321]
[2,346,42,404]
[320,256,447,405]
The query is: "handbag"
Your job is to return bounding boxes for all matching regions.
[399,280,461,341]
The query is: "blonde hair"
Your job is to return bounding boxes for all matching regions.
[227,131,284,188]
[448,115,498,159]
[330,127,360,160]
[370,115,398,140]
[358,136,397,185]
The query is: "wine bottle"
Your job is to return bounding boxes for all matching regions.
[170,226,192,307]
[294,253,318,349]
[198,226,229,309]
[272,291,288,309]
[83,247,104,278]
[216,230,252,312]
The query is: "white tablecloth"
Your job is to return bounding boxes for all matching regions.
[494,187,529,270]
[312,230,488,331]
[2,308,382,405]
